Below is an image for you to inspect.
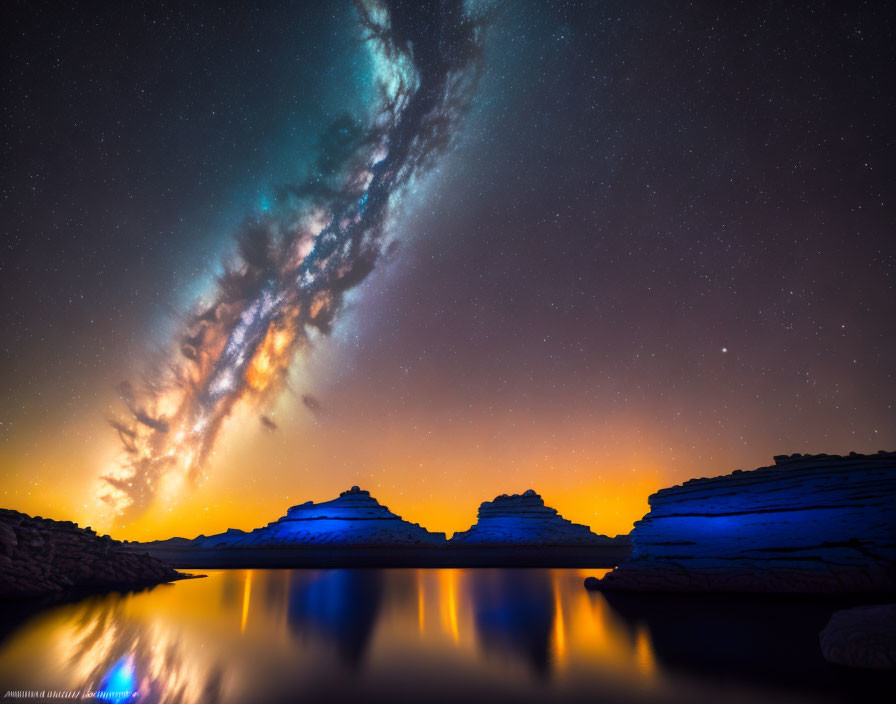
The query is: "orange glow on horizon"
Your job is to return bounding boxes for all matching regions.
[0,448,662,542]
[3,360,807,545]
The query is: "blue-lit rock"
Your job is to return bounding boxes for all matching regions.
[451,490,628,546]
[173,487,446,547]
[595,451,896,593]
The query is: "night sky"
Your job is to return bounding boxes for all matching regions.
[2,1,894,540]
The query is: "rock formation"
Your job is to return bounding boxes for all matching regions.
[819,604,896,669]
[0,508,191,599]
[451,489,629,546]
[590,451,896,593]
[143,486,446,549]
[131,487,632,566]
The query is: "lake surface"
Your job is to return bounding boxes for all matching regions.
[0,568,889,703]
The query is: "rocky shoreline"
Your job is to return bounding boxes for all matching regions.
[0,508,197,600]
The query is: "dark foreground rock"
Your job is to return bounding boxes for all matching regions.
[820,604,896,669]
[0,508,194,599]
[451,489,630,546]
[590,451,896,593]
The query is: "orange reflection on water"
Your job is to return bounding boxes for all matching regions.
[0,569,661,704]
[551,572,567,671]
[416,569,425,636]
[635,622,657,677]
[441,569,460,644]
[241,569,252,633]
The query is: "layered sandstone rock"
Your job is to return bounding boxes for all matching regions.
[0,508,190,599]
[143,486,446,548]
[451,490,629,546]
[592,452,896,593]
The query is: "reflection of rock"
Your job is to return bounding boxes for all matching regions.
[43,592,226,704]
[595,452,896,593]
[452,490,629,546]
[601,591,893,698]
[820,605,896,669]
[286,569,383,666]
[469,569,553,675]
[142,487,446,549]
[0,508,190,599]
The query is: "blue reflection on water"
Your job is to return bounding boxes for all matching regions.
[96,654,135,700]
[471,570,554,675]
[287,569,383,665]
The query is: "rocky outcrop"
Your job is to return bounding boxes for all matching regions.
[820,605,896,669]
[451,490,629,546]
[0,508,191,599]
[131,488,631,567]
[591,452,896,593]
[141,486,446,549]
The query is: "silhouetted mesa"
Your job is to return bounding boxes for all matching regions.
[130,487,631,568]
[145,486,446,549]
[0,508,194,599]
[587,451,896,593]
[452,490,630,546]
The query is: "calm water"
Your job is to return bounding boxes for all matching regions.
[0,568,889,703]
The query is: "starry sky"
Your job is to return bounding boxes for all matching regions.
[1,0,894,541]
